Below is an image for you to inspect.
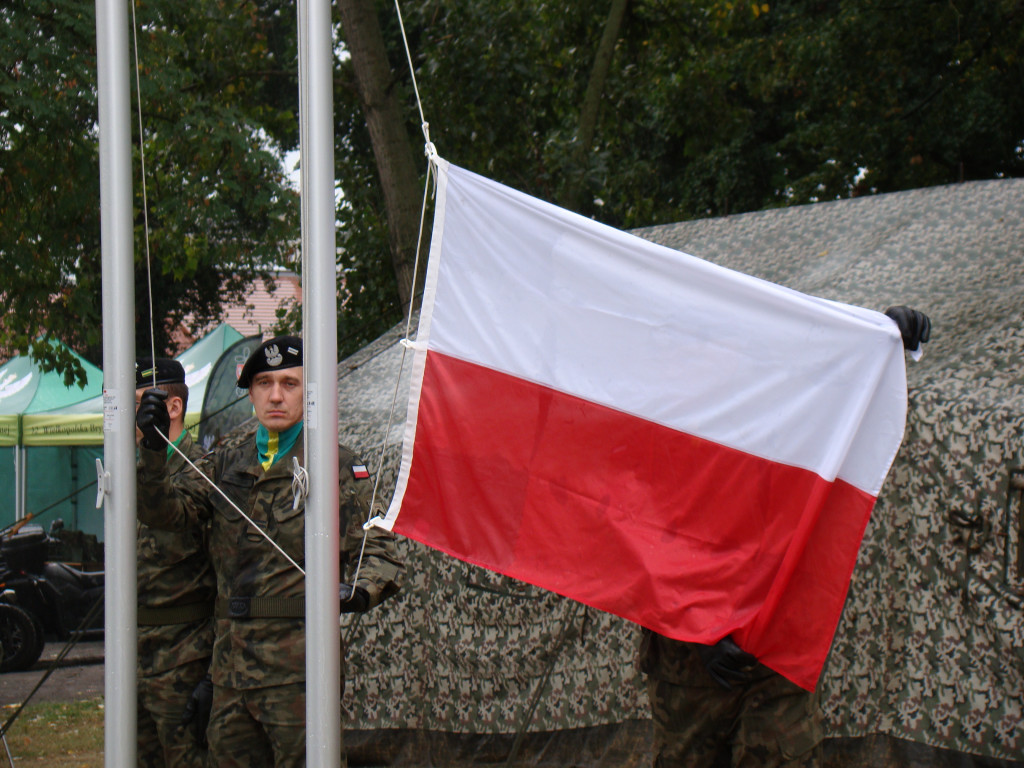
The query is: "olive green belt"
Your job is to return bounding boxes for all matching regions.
[137,602,214,626]
[215,596,305,620]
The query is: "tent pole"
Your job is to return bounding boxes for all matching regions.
[14,442,24,520]
[298,0,341,764]
[96,0,137,764]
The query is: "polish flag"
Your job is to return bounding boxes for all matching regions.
[382,160,908,690]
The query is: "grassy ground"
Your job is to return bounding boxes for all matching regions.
[1,698,104,768]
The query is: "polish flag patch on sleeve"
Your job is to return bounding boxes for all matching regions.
[351,464,370,480]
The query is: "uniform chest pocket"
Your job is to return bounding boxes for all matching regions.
[245,482,304,544]
[210,469,256,523]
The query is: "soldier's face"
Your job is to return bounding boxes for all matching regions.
[248,367,303,432]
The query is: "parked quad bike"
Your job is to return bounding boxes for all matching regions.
[0,519,104,672]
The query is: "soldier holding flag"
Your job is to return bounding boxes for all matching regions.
[641,306,931,768]
[136,336,404,768]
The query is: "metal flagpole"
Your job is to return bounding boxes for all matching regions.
[298,0,341,763]
[96,0,137,764]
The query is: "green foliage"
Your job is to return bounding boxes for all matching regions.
[0,0,300,383]
[4,0,1022,377]
[337,0,1022,239]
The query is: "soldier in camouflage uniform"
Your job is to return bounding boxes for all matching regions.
[640,631,823,767]
[135,358,216,768]
[639,307,931,768]
[136,336,404,768]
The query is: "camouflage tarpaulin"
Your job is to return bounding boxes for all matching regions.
[335,178,1024,765]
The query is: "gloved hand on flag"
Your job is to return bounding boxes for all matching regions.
[884,306,932,350]
[339,582,370,613]
[698,635,758,690]
[136,388,170,450]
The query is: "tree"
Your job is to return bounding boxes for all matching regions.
[0,0,300,384]
[564,0,631,213]
[330,0,614,354]
[6,0,1023,379]
[337,0,424,318]
[336,0,1022,249]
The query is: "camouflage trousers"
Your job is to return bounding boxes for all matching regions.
[645,642,822,768]
[208,682,345,768]
[137,657,210,768]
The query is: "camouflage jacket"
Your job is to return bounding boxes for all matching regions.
[136,432,404,689]
[137,431,216,677]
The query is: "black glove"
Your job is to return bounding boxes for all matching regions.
[339,583,370,613]
[180,674,213,747]
[697,636,758,690]
[884,306,932,350]
[136,388,170,450]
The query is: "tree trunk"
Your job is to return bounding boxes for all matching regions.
[336,0,424,316]
[565,0,630,212]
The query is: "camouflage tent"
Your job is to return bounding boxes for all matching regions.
[336,178,1024,766]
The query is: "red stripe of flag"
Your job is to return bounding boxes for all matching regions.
[393,351,876,689]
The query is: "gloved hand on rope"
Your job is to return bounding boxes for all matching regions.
[136,388,170,450]
[339,582,370,613]
[180,674,214,746]
[884,306,932,351]
[697,635,758,690]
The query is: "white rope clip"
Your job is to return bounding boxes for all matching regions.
[94,458,110,509]
[422,122,437,163]
[291,457,309,511]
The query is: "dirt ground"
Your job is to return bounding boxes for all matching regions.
[1,640,104,707]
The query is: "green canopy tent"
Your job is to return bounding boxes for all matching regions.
[0,342,102,533]
[173,322,244,430]
[32,322,246,448]
[12,324,247,540]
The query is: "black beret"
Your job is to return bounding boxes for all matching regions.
[236,335,303,389]
[136,357,186,389]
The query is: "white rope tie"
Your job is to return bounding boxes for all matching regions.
[354,143,438,586]
[291,457,309,511]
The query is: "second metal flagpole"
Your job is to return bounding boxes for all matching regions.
[96,0,138,764]
[298,0,342,763]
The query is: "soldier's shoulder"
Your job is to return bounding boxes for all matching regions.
[219,420,259,450]
[337,444,372,483]
[203,422,258,463]
[181,432,207,462]
[338,442,362,463]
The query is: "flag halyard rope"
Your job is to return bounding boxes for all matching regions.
[128,0,158,383]
[128,8,306,578]
[349,0,438,587]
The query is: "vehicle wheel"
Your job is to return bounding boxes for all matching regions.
[27,609,47,667]
[0,602,42,673]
